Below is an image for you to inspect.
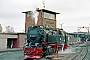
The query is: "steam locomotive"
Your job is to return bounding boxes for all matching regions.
[23,26,68,59]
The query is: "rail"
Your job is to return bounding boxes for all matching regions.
[71,44,88,60]
[71,47,83,60]
[81,45,88,60]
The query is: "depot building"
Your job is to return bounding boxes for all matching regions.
[0,33,26,49]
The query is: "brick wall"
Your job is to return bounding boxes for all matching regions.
[37,12,43,26]
[25,13,35,32]
[18,33,26,48]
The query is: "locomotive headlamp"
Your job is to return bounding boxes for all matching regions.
[31,26,34,27]
[60,38,62,40]
[40,26,43,28]
[25,43,28,46]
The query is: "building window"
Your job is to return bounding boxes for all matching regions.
[44,12,55,19]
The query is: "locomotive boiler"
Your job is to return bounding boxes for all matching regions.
[23,26,68,59]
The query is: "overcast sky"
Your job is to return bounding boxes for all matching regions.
[0,0,90,33]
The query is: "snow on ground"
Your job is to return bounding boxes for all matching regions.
[58,48,75,54]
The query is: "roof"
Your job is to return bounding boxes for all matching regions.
[22,8,60,14]
[0,33,18,35]
[36,8,60,14]
[22,11,31,13]
[0,32,26,35]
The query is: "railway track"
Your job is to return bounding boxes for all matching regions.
[71,43,88,60]
[24,42,90,60]
[51,42,89,60]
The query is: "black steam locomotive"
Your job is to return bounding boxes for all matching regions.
[23,26,68,59]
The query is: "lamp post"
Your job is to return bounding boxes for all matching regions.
[59,23,63,29]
